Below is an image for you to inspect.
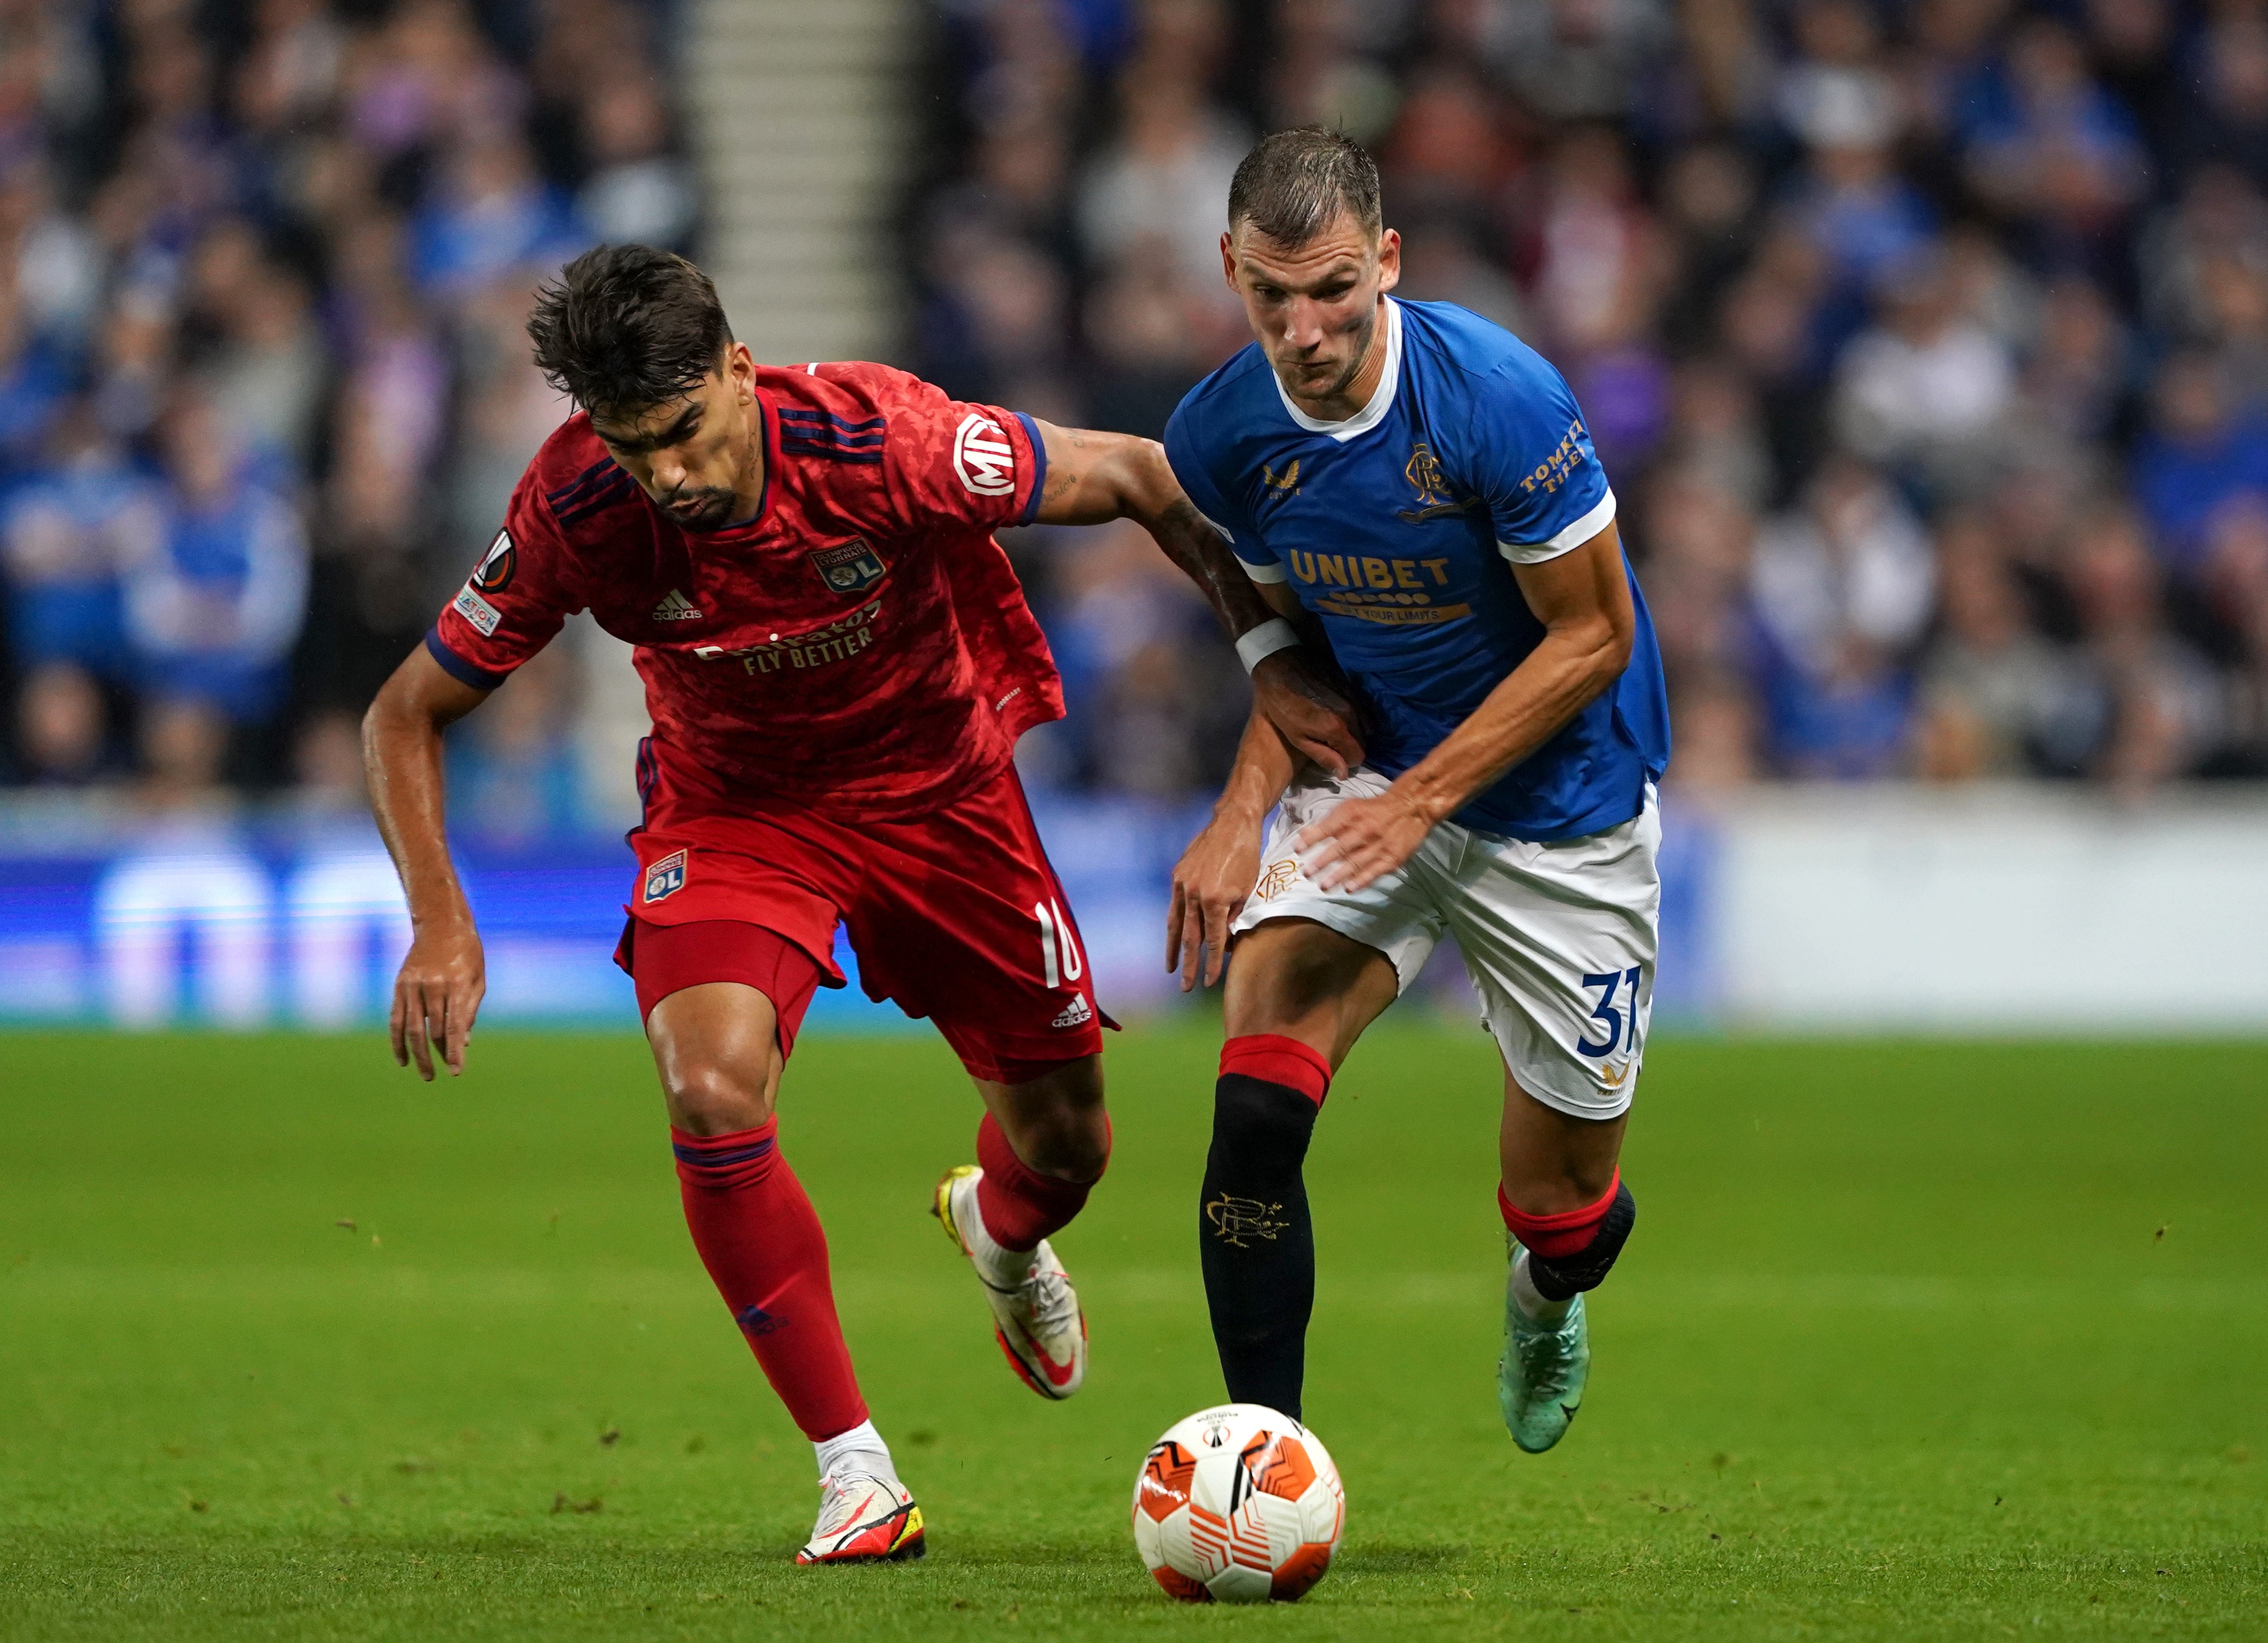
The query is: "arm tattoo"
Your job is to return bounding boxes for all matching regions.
[1150,498,1271,637]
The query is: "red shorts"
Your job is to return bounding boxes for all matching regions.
[611,747,1111,1082]
[616,919,828,1054]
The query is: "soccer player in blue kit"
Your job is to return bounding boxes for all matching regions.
[1163,129,1671,1452]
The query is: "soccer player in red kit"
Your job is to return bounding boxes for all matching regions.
[361,247,1358,1565]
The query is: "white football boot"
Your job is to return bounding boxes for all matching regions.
[793,1467,925,1565]
[932,1164,1087,1399]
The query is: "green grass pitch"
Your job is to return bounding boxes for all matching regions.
[1,1028,2263,1640]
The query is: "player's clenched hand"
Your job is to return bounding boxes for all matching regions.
[1168,811,1263,992]
[1251,649,1363,780]
[1295,789,1434,895]
[390,920,486,1081]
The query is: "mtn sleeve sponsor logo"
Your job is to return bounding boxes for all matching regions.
[952,413,1016,496]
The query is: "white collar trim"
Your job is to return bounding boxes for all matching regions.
[1272,297,1402,443]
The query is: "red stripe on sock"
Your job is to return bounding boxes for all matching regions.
[974,1111,1101,1252]
[1499,1170,1621,1258]
[1219,1034,1332,1106]
[672,1122,867,1440]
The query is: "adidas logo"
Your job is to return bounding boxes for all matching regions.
[1050,996,1093,1029]
[735,1302,788,1337]
[652,587,704,622]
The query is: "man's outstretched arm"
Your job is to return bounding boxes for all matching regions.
[363,644,493,1079]
[1028,420,1362,778]
[1166,695,1302,992]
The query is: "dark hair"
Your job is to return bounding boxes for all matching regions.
[526,244,733,420]
[1226,128,1382,247]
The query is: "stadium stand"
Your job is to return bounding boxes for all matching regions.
[908,0,2268,797]
[0,0,695,813]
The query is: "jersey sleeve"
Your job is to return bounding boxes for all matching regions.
[1163,400,1276,582]
[1471,358,1618,566]
[424,470,579,689]
[868,369,1047,538]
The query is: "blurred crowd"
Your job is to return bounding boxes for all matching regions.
[10,0,2264,819]
[0,0,695,815]
[914,0,2268,796]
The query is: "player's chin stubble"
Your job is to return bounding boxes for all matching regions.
[1275,312,1374,405]
[665,488,737,531]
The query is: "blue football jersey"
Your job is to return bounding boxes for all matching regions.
[1164,298,1671,841]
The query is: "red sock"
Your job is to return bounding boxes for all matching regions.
[1220,1034,1332,1105]
[1498,1170,1621,1257]
[672,1122,867,1441]
[974,1111,1105,1252]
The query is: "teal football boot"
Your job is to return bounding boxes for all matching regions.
[1498,1248,1589,1453]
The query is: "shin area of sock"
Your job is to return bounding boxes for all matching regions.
[672,1123,868,1440]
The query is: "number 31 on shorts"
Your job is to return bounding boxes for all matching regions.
[1577,965,1644,1059]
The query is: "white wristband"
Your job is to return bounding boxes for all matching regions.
[1235,618,1301,674]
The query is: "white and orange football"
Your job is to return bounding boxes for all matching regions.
[1131,1402,1345,1603]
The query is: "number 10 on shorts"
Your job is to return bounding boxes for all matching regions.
[1035,899,1084,989]
[1577,965,1644,1058]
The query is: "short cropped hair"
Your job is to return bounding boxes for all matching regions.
[1226,128,1382,247]
[526,245,733,421]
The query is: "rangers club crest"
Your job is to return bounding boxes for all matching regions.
[643,849,688,903]
[808,538,886,595]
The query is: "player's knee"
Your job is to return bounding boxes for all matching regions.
[663,1055,777,1137]
[1011,1104,1110,1182]
[1509,1179,1636,1302]
[989,1055,1109,1181]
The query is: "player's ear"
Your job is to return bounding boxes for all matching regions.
[1374,228,1401,295]
[724,342,755,402]
[1220,230,1239,292]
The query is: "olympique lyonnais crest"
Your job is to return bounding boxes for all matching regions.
[643,849,688,903]
[471,528,515,593]
[808,538,887,595]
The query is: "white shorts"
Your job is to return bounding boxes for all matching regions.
[1228,767,1661,1119]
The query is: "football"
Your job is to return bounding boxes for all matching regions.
[1131,1402,1346,1603]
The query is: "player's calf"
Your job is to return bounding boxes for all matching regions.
[1495,1173,1635,1454]
[935,1057,1109,1399]
[1200,1034,1331,1421]
[1500,1173,1637,1310]
[640,934,876,1468]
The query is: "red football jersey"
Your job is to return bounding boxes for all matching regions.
[425,362,1062,820]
